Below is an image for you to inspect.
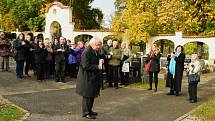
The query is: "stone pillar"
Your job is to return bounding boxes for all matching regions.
[209,44,215,60]
[174,31,184,48]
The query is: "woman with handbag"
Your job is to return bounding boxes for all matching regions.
[187,54,201,103]
[120,42,132,86]
[145,45,161,92]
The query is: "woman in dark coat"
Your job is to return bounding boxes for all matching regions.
[24,33,34,77]
[146,45,161,92]
[174,45,185,96]
[13,33,26,79]
[34,38,48,81]
[76,37,102,119]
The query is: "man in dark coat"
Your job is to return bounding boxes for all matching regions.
[0,32,11,72]
[76,37,102,119]
[102,39,112,86]
[34,39,48,81]
[174,45,185,96]
[53,37,69,83]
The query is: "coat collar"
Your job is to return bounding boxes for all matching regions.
[88,45,97,56]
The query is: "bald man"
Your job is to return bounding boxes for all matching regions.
[76,37,102,119]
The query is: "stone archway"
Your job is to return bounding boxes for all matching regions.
[45,2,74,40]
[183,41,209,60]
[74,34,93,43]
[153,39,175,57]
[103,35,122,44]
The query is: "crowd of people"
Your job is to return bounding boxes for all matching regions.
[0,32,133,86]
[0,32,86,82]
[1,31,202,119]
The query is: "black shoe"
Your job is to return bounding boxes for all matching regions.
[6,70,11,72]
[167,92,174,95]
[115,87,119,89]
[108,84,113,87]
[84,114,96,119]
[119,83,125,86]
[148,88,152,90]
[90,112,98,116]
[175,92,179,96]
[190,100,197,103]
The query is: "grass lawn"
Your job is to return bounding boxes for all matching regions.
[192,96,215,121]
[127,79,166,90]
[0,104,25,121]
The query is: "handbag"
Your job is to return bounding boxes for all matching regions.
[188,73,200,83]
[122,62,130,73]
[145,60,151,73]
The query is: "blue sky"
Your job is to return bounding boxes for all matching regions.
[91,0,115,27]
[91,0,115,15]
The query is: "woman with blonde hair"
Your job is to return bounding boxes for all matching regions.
[187,54,201,103]
[44,39,53,79]
[120,41,132,86]
[145,44,161,92]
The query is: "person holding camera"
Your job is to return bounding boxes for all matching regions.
[13,33,26,79]
[146,45,161,92]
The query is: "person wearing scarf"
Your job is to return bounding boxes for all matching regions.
[173,45,185,96]
[167,52,176,95]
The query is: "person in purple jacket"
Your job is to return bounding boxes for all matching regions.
[76,41,85,67]
[68,42,78,78]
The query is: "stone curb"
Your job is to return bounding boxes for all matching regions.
[0,96,30,121]
[174,104,203,121]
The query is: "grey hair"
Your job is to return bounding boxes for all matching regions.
[0,31,4,35]
[191,54,199,61]
[89,37,101,45]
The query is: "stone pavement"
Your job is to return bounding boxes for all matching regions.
[0,67,215,121]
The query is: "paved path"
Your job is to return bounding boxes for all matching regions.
[0,66,215,121]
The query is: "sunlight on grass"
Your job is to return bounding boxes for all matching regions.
[0,104,24,121]
[192,96,215,121]
[127,79,165,90]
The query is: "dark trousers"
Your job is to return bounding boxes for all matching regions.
[82,97,95,115]
[55,62,65,82]
[188,83,198,101]
[68,63,77,78]
[16,60,24,78]
[167,72,175,93]
[104,63,110,83]
[149,71,159,89]
[24,60,31,75]
[1,56,9,71]
[36,63,45,80]
[109,65,119,87]
[120,72,129,85]
[44,61,52,79]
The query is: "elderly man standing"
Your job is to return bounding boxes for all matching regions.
[76,37,103,119]
[0,32,11,72]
